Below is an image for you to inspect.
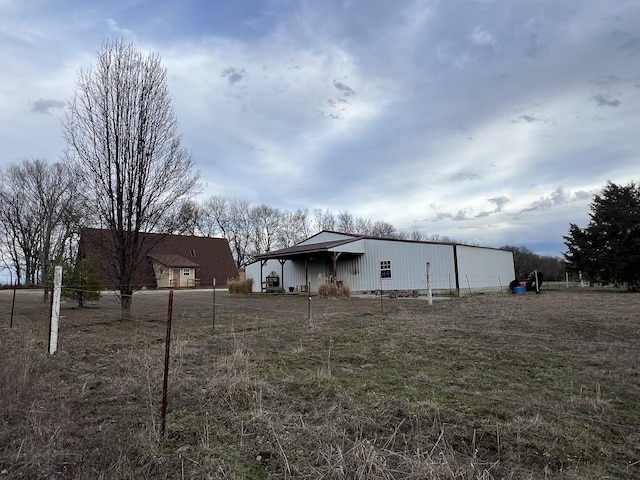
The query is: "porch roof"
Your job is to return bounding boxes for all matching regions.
[148,253,200,268]
[254,238,364,261]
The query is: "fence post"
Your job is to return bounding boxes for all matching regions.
[161,289,174,437]
[307,280,311,321]
[212,278,216,330]
[10,287,16,328]
[426,262,433,306]
[48,266,62,355]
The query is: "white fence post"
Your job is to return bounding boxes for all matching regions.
[426,262,433,306]
[49,265,62,355]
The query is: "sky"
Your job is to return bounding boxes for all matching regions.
[1,0,639,259]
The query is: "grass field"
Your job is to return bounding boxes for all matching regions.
[1,288,639,479]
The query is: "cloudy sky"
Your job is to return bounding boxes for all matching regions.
[1,0,639,257]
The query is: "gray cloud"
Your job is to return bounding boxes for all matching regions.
[589,74,621,87]
[611,30,640,52]
[592,93,620,107]
[521,187,571,212]
[488,196,509,212]
[221,67,248,85]
[433,210,469,221]
[511,114,542,124]
[31,98,65,114]
[333,80,356,96]
[449,171,480,181]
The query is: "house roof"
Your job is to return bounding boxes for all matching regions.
[79,228,238,288]
[148,253,200,268]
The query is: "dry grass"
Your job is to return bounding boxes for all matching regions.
[318,281,352,298]
[1,288,639,479]
[228,278,254,294]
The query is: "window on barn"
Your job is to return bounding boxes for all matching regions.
[380,260,391,278]
[183,268,190,276]
[190,249,196,257]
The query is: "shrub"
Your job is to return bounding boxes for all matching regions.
[228,277,254,294]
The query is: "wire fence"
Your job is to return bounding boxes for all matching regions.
[2,285,639,477]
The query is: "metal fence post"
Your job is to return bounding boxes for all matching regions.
[161,289,174,437]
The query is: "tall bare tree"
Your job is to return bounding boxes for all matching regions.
[63,40,198,317]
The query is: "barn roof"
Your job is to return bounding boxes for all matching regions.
[79,228,238,288]
[254,237,364,261]
[254,230,512,263]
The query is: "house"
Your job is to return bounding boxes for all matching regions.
[245,231,515,296]
[79,228,238,289]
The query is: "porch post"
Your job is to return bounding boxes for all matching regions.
[332,252,341,282]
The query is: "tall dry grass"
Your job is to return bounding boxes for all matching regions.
[318,281,351,298]
[227,277,254,294]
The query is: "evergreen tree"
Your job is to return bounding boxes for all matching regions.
[564,182,640,289]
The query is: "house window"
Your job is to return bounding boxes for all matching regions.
[380,260,391,278]
[190,249,196,257]
[183,268,190,276]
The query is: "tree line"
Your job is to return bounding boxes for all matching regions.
[0,157,457,283]
[0,156,569,289]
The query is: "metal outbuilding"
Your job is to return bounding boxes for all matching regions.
[245,231,515,296]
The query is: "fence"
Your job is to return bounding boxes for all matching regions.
[1,285,639,478]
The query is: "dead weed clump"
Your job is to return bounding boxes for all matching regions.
[228,278,254,294]
[318,281,352,298]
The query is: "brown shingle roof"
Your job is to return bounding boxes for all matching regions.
[79,228,238,289]
[148,254,200,268]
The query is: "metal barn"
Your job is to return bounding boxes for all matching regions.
[245,231,515,296]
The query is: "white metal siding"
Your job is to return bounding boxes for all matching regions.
[246,240,514,295]
[350,239,457,292]
[455,245,515,293]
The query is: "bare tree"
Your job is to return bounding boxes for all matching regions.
[63,40,198,317]
[162,199,202,235]
[354,217,373,235]
[0,159,81,295]
[279,209,311,247]
[337,211,355,233]
[200,196,253,268]
[312,208,336,233]
[200,195,230,238]
[370,221,397,238]
[228,199,252,268]
[249,204,283,254]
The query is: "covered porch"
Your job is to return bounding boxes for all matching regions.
[253,239,364,294]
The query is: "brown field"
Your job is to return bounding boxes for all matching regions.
[1,287,639,479]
